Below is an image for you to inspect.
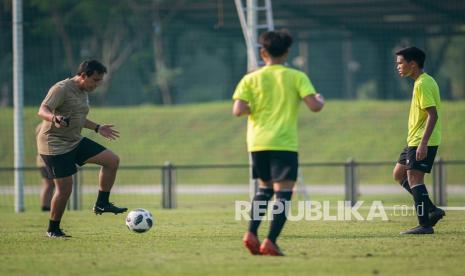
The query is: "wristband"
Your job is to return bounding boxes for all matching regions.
[95,124,100,133]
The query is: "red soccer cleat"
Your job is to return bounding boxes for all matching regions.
[243,232,261,255]
[260,238,284,256]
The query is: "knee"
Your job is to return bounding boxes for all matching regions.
[55,187,72,198]
[393,169,405,184]
[393,172,403,183]
[108,154,120,170]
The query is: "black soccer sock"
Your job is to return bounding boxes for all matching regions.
[48,220,60,232]
[267,190,293,243]
[403,178,437,211]
[411,184,432,227]
[41,206,51,212]
[96,191,110,206]
[400,178,413,194]
[248,187,274,235]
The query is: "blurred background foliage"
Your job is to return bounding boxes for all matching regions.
[1,0,465,107]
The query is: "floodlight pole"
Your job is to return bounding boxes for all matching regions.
[235,0,275,71]
[13,0,25,213]
[235,0,275,199]
[246,0,258,71]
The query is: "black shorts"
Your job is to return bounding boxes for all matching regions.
[397,146,438,173]
[39,166,53,180]
[251,150,298,182]
[40,137,106,178]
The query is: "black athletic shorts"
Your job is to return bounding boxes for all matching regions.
[39,166,53,180]
[397,146,438,173]
[40,137,106,178]
[251,150,298,182]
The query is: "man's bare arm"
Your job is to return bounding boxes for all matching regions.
[232,100,251,117]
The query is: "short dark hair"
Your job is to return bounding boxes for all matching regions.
[76,60,107,76]
[259,30,293,57]
[395,47,426,69]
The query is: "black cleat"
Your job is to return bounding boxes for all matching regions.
[429,207,445,227]
[46,229,71,238]
[400,225,434,235]
[93,202,128,215]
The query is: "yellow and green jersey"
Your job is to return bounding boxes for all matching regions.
[232,64,316,152]
[407,72,441,146]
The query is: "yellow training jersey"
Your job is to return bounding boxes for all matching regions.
[407,72,441,146]
[233,64,316,152]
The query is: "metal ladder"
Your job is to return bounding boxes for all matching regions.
[236,0,275,200]
[235,0,275,71]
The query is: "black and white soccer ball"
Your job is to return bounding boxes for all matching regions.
[125,208,154,233]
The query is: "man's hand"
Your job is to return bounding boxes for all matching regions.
[416,143,427,161]
[53,115,70,128]
[303,93,325,112]
[97,124,120,140]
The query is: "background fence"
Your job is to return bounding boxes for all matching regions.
[1,159,464,212]
[1,1,465,212]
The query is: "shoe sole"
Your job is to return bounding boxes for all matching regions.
[400,228,434,235]
[260,248,284,256]
[93,209,127,215]
[46,233,71,238]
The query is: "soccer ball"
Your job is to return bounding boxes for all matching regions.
[125,208,154,233]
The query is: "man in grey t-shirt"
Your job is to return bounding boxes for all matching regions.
[37,60,127,238]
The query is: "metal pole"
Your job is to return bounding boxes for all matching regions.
[78,168,84,210]
[438,159,447,206]
[246,0,258,71]
[344,158,357,206]
[13,0,24,213]
[234,0,258,70]
[248,153,257,200]
[71,172,79,210]
[432,158,447,206]
[264,0,274,30]
[162,162,176,209]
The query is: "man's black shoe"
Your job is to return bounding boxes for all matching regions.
[429,207,445,227]
[46,229,71,238]
[400,225,434,235]
[93,202,128,215]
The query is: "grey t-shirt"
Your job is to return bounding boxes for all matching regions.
[37,78,90,155]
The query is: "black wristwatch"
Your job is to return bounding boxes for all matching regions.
[95,124,100,133]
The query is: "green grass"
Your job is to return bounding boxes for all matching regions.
[1,100,465,184]
[1,195,465,275]
[2,101,465,274]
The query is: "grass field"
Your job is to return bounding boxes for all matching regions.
[1,194,465,275]
[1,100,465,185]
[1,101,465,274]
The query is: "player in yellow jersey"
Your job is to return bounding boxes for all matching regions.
[233,30,325,256]
[393,47,445,235]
